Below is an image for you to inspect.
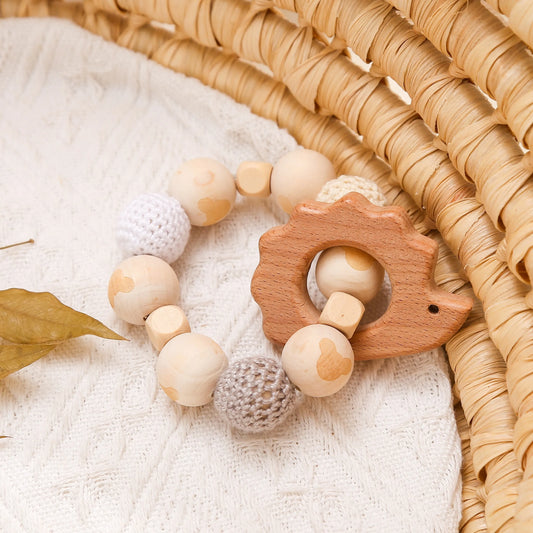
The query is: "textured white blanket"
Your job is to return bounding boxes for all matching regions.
[0,18,461,532]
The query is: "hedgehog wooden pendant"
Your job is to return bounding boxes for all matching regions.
[251,193,473,360]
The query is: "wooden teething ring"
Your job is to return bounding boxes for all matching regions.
[251,193,473,360]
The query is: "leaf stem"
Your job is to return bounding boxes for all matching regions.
[0,239,34,251]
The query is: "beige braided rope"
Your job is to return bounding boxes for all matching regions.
[144,20,523,525]
[1,1,532,530]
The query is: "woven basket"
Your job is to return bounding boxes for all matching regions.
[2,0,533,530]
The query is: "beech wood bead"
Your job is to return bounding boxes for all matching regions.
[319,292,365,339]
[235,161,272,198]
[108,255,180,325]
[145,305,191,351]
[169,158,236,226]
[156,333,228,406]
[315,246,384,303]
[281,324,354,397]
[271,149,336,214]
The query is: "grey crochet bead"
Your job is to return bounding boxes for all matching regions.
[214,356,299,433]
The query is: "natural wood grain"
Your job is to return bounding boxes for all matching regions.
[315,246,384,303]
[318,291,365,339]
[156,333,228,406]
[145,305,191,351]
[108,255,181,325]
[235,161,272,198]
[281,324,354,397]
[252,193,473,360]
[270,149,336,214]
[168,158,236,226]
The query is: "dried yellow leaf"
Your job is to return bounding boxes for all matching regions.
[0,288,125,344]
[0,343,57,378]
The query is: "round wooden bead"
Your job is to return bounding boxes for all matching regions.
[108,255,180,325]
[156,333,228,406]
[168,158,236,226]
[315,246,384,303]
[271,149,336,213]
[281,324,354,397]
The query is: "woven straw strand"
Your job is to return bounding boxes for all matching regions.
[276,0,533,288]
[456,403,489,532]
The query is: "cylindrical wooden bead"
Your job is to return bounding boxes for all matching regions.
[281,324,354,397]
[236,161,272,198]
[318,291,365,339]
[156,333,228,406]
[108,255,180,325]
[169,158,236,226]
[145,305,191,351]
[315,246,384,303]
[271,149,335,213]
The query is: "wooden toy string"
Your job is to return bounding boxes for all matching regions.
[2,0,533,529]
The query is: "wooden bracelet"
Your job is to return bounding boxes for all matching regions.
[107,149,472,433]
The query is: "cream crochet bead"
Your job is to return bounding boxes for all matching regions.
[214,356,300,433]
[316,175,387,206]
[117,193,191,264]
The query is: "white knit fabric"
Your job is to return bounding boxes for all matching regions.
[0,18,461,533]
[117,193,191,264]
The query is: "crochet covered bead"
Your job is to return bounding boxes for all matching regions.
[316,175,387,206]
[116,193,191,264]
[214,356,299,433]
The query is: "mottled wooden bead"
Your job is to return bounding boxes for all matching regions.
[281,324,354,397]
[271,149,336,213]
[169,158,236,226]
[108,255,180,325]
[316,246,384,303]
[145,305,191,351]
[236,161,272,198]
[156,333,228,406]
[319,292,365,339]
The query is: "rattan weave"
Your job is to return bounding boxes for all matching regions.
[1,1,532,530]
